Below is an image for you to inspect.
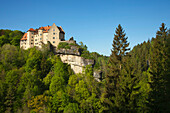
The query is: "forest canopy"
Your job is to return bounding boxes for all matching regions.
[0,23,170,113]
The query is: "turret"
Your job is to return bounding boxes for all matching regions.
[27,28,35,48]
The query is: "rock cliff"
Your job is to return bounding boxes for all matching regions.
[55,45,80,56]
[59,54,94,73]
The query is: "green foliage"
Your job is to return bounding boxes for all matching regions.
[102,24,149,112]
[0,80,6,112]
[58,42,71,49]
[53,56,70,82]
[43,72,54,86]
[103,24,130,112]
[4,68,24,112]
[148,23,170,112]
[50,91,70,112]
[0,29,24,47]
[64,103,80,113]
[78,41,93,59]
[50,76,65,94]
[0,24,169,113]
[0,44,25,70]
[25,48,43,72]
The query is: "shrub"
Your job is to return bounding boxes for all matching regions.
[58,42,70,49]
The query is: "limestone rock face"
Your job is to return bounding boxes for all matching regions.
[93,71,102,82]
[55,45,80,56]
[60,54,94,74]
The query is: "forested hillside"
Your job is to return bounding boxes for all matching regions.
[0,23,169,113]
[0,29,24,48]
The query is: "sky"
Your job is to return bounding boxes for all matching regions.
[0,0,170,56]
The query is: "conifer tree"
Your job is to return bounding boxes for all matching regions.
[103,24,130,112]
[149,23,169,112]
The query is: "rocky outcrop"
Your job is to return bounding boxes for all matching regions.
[54,41,95,75]
[93,71,102,82]
[55,45,80,56]
[60,54,94,74]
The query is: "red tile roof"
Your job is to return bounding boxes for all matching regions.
[43,26,51,33]
[21,33,27,40]
[28,28,36,32]
[39,27,44,30]
[20,25,65,41]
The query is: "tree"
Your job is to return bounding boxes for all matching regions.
[0,30,23,47]
[64,103,80,113]
[0,80,6,113]
[4,68,24,112]
[27,94,48,113]
[149,23,170,112]
[0,44,19,70]
[103,24,130,112]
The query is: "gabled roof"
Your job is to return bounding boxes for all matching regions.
[20,24,65,41]
[39,27,44,30]
[28,28,36,32]
[57,26,65,34]
[43,26,51,33]
[21,33,27,40]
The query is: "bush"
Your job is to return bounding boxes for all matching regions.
[58,42,71,49]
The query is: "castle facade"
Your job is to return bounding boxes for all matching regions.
[20,23,65,49]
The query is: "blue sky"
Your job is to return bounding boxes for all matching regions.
[0,0,170,56]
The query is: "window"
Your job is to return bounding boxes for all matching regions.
[53,41,55,43]
[40,34,42,36]
[53,33,55,35]
[31,40,33,41]
[32,33,33,34]
[35,39,37,41]
[31,43,33,44]
[32,36,33,38]
[53,37,55,39]
[40,38,42,40]
[53,29,55,31]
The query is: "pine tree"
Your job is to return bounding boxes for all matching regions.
[149,23,169,112]
[103,24,130,112]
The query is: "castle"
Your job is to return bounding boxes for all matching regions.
[20,24,97,77]
[20,23,68,49]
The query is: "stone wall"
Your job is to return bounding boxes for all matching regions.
[59,54,94,74]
